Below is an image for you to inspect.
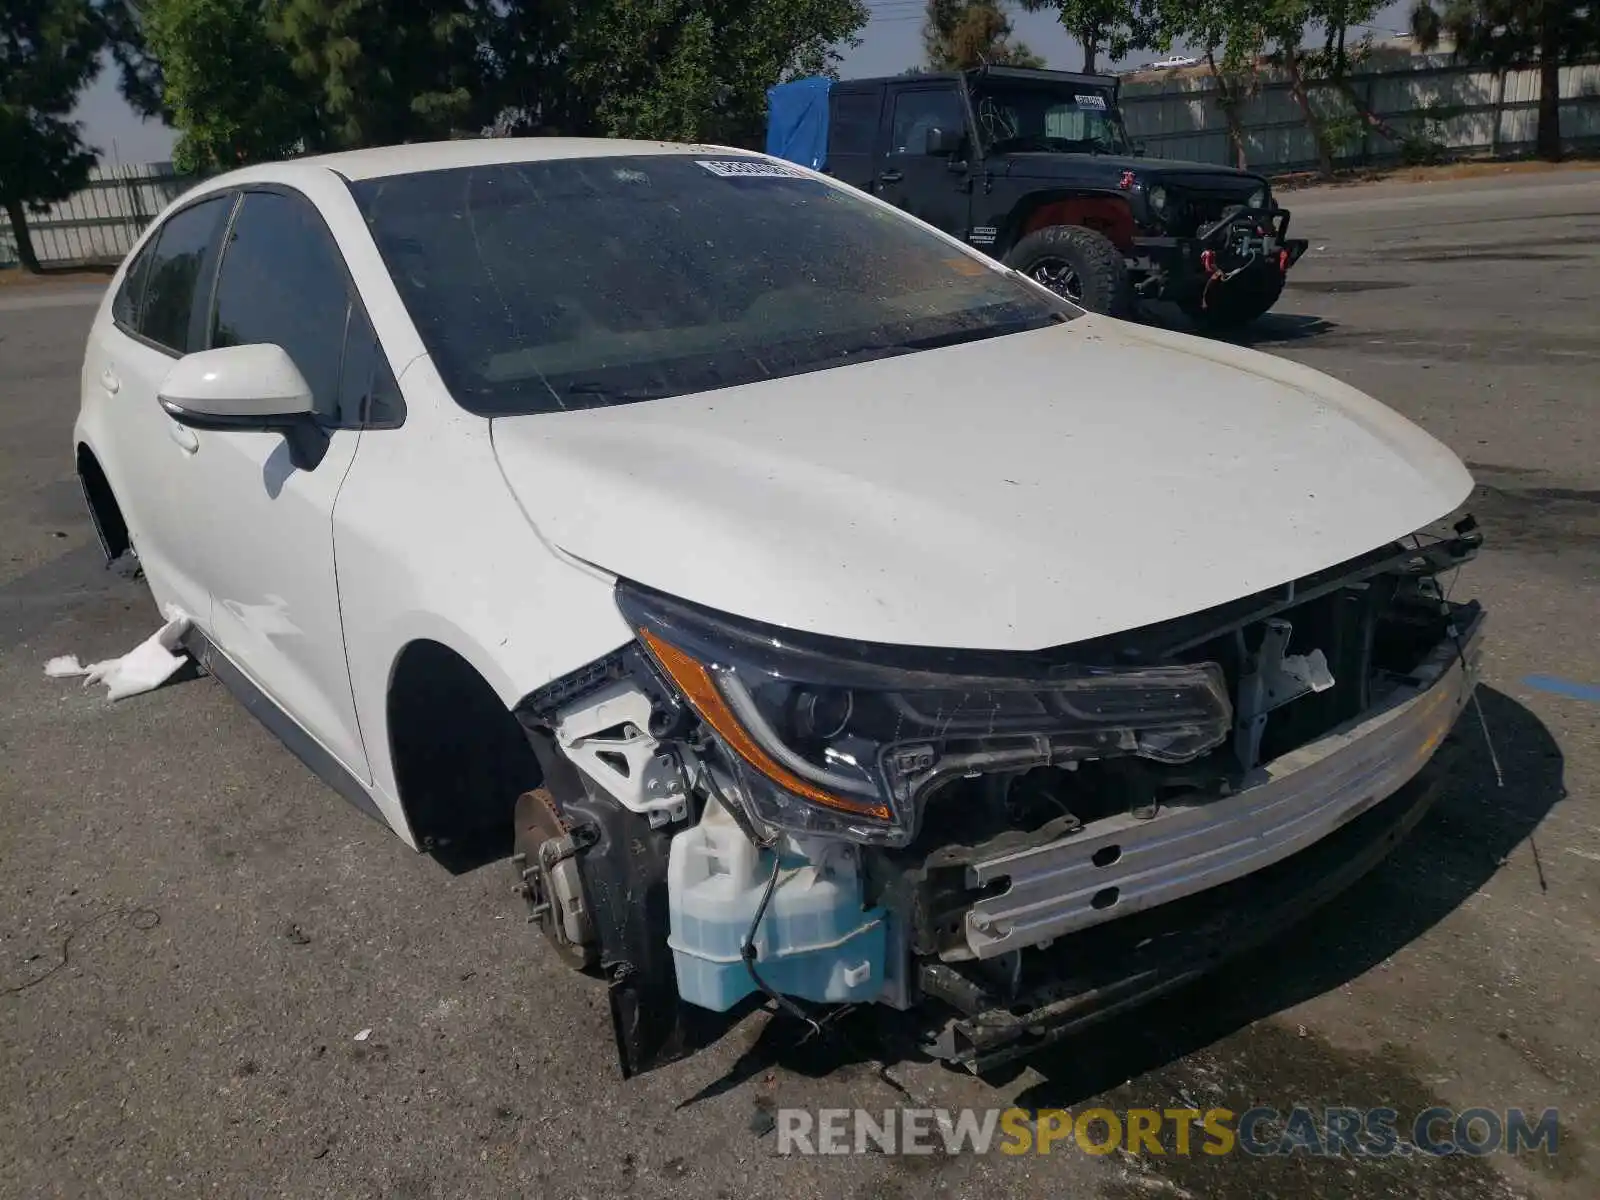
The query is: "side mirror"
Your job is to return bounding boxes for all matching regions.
[158,344,314,431]
[924,126,962,157]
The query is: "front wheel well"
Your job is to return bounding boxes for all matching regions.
[387,640,541,860]
[76,445,130,562]
[1004,192,1136,255]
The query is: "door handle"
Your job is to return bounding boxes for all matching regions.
[169,422,199,454]
[879,169,904,184]
[99,368,120,395]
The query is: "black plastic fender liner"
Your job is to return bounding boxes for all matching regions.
[524,732,729,1076]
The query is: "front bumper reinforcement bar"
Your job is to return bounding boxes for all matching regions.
[920,750,1457,1072]
[961,609,1485,959]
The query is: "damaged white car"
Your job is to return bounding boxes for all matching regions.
[75,138,1485,1075]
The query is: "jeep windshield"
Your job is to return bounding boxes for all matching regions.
[351,154,1076,416]
[970,81,1132,156]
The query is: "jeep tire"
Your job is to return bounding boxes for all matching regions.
[1005,224,1133,317]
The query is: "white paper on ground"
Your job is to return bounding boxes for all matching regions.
[44,606,194,701]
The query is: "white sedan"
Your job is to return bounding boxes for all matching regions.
[75,138,1485,1075]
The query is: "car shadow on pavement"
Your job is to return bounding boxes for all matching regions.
[1218,311,1340,348]
[682,687,1566,1121]
[1137,303,1338,348]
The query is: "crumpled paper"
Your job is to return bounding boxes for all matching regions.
[45,605,192,701]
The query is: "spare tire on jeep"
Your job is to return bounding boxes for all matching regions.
[1004,225,1133,318]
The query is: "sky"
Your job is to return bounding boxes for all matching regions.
[71,0,1413,167]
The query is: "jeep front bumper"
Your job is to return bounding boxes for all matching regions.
[1131,207,1311,299]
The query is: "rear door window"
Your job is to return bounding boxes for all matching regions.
[111,242,155,331]
[826,90,883,189]
[136,196,233,354]
[832,92,880,156]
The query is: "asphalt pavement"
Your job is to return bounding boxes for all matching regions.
[2,170,1598,1199]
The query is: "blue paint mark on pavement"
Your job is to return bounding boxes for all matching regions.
[1523,675,1600,702]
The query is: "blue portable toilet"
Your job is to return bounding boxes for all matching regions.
[765,77,831,170]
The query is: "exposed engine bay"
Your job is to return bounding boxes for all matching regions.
[514,516,1485,1076]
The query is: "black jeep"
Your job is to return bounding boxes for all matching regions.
[766,66,1310,328]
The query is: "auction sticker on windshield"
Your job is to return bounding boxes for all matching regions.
[1075,93,1108,109]
[696,159,811,179]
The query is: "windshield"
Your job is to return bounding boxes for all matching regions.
[350,155,1075,416]
[970,83,1131,156]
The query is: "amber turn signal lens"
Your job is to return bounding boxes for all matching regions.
[639,628,893,823]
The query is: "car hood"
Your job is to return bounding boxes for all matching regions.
[1001,153,1267,190]
[489,317,1472,651]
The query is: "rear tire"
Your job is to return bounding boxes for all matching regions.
[1181,271,1286,332]
[1004,225,1133,317]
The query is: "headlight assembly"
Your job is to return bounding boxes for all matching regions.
[1247,187,1268,209]
[617,583,1233,847]
[1148,184,1168,216]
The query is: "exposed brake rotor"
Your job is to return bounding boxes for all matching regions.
[513,787,598,970]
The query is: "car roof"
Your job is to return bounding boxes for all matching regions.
[967,65,1120,88]
[203,137,746,187]
[836,66,1120,91]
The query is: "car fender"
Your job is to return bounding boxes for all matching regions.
[1009,190,1136,253]
[332,355,635,819]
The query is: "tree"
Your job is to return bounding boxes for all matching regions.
[143,0,317,172]
[923,0,1045,69]
[564,0,870,145]
[1148,0,1264,168]
[484,0,594,136]
[134,0,868,157]
[98,0,172,123]
[1266,0,1340,177]
[1277,0,1408,176]
[1301,0,1411,159]
[107,0,872,168]
[0,0,105,272]
[1152,0,1384,178]
[1017,0,1152,73]
[269,0,500,148]
[1412,0,1599,160]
